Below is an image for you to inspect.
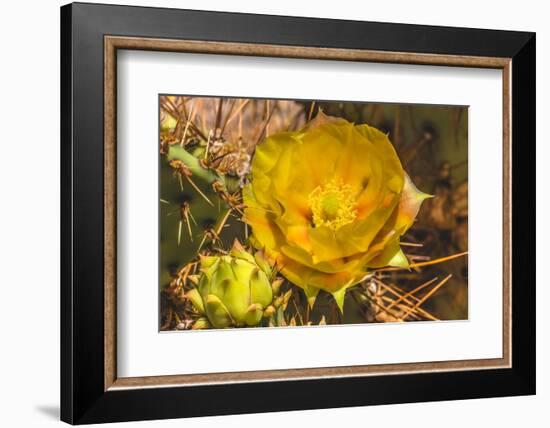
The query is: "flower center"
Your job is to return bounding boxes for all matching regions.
[308,180,357,231]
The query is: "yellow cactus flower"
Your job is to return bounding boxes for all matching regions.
[243,112,431,312]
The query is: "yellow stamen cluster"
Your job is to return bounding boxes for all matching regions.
[308,180,357,231]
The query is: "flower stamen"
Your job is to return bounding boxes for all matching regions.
[308,180,357,231]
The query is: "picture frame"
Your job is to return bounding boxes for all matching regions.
[60,2,535,424]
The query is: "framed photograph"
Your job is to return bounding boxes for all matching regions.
[60,2,535,424]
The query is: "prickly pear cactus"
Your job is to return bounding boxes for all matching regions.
[159,145,243,290]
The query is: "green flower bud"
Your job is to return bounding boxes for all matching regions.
[192,241,276,328]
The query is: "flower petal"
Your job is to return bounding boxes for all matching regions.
[367,239,409,268]
[393,173,432,233]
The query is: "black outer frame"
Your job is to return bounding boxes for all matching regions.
[60,2,535,424]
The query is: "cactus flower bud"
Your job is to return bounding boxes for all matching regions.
[187,240,276,328]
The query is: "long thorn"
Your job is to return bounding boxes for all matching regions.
[377,251,468,272]
[369,298,404,322]
[254,104,276,145]
[389,277,440,306]
[220,98,236,137]
[187,206,197,226]
[307,101,316,121]
[409,252,467,269]
[375,278,439,320]
[215,209,233,236]
[180,104,195,147]
[265,100,270,136]
[401,274,453,320]
[400,242,423,247]
[197,233,208,253]
[215,98,224,131]
[183,209,193,242]
[227,99,250,127]
[204,130,212,161]
[185,176,214,206]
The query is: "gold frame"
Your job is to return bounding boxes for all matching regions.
[104,36,512,391]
